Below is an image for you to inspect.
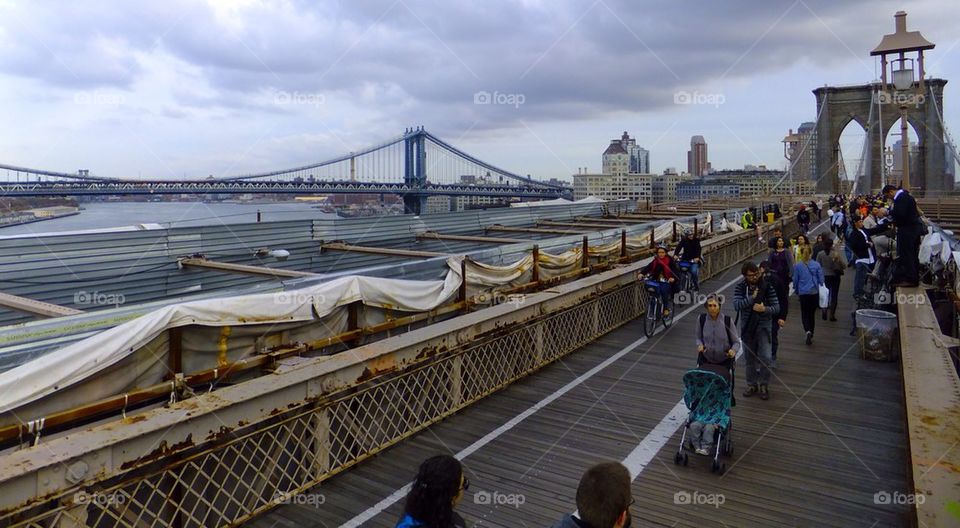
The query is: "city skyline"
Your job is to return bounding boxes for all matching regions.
[0,1,957,183]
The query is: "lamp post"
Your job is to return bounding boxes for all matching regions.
[892,57,915,189]
[871,11,934,192]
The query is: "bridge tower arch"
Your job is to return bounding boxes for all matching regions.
[403,127,428,215]
[814,11,947,195]
[814,80,947,194]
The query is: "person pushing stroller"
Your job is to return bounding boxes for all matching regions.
[686,294,739,456]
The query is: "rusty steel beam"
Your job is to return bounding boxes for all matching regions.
[0,292,83,318]
[574,216,654,225]
[416,231,533,245]
[485,224,585,236]
[321,242,447,258]
[538,220,631,230]
[179,258,317,278]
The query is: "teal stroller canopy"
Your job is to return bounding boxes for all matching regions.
[682,367,732,430]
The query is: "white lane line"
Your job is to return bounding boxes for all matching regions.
[342,268,748,527]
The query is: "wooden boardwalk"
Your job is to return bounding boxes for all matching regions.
[253,257,911,527]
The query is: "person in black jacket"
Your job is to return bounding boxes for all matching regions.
[674,230,702,290]
[883,185,924,287]
[758,260,788,367]
[733,262,780,400]
[846,215,876,300]
[796,205,811,235]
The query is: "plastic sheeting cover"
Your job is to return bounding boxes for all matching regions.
[0,266,463,415]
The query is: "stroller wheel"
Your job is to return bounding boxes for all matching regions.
[682,453,689,466]
[711,460,726,474]
[674,452,682,465]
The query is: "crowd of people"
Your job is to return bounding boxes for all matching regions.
[391,188,927,528]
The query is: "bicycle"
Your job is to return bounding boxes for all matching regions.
[640,276,674,337]
[676,258,705,293]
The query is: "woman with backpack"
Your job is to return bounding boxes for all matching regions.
[696,294,739,367]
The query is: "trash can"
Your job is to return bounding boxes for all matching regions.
[855,309,899,361]
[766,212,775,223]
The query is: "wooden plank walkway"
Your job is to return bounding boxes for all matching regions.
[252,256,911,528]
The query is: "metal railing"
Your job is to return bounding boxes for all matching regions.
[0,220,792,528]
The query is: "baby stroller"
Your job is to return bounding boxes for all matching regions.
[673,362,734,474]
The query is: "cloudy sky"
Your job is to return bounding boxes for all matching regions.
[0,0,957,183]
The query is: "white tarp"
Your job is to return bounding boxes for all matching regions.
[0,266,463,415]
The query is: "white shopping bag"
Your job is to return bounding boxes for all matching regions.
[818,284,830,309]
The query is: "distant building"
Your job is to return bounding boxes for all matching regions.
[652,172,693,203]
[796,121,817,181]
[677,179,739,201]
[890,139,919,183]
[573,171,652,201]
[687,136,708,177]
[602,140,630,175]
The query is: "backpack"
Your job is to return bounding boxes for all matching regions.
[699,313,736,351]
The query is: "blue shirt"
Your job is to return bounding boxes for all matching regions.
[792,260,824,295]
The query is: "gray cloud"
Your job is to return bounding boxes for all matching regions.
[0,0,956,176]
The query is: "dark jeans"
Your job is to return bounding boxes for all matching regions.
[799,293,819,334]
[824,275,841,314]
[854,261,874,299]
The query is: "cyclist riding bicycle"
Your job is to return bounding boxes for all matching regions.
[796,205,810,235]
[639,244,681,316]
[674,229,702,291]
